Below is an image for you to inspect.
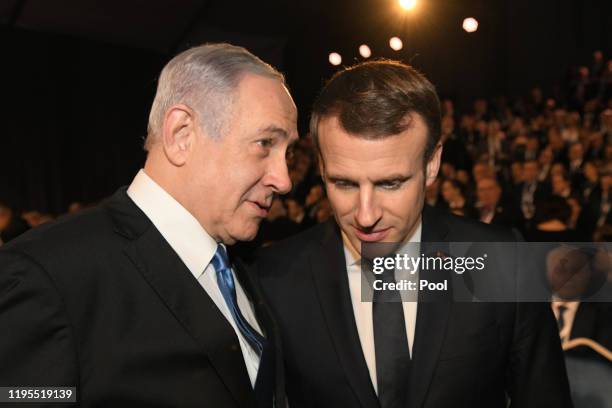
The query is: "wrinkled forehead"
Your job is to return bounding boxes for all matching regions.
[221,75,297,143]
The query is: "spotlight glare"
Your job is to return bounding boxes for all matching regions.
[329,52,342,66]
[399,0,417,10]
[359,44,372,58]
[389,37,403,51]
[462,17,479,33]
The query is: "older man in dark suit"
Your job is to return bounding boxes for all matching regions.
[256,60,572,408]
[0,43,298,407]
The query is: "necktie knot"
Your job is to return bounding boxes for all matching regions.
[212,244,230,272]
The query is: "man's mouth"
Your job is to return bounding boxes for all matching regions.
[248,200,271,217]
[353,226,391,242]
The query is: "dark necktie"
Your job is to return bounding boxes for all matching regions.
[373,267,411,408]
[557,305,567,333]
[212,245,274,407]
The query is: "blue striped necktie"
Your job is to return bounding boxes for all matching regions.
[211,244,266,356]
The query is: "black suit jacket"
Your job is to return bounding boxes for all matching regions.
[570,302,612,351]
[489,204,518,228]
[0,188,284,407]
[471,203,517,228]
[255,206,572,408]
[512,181,551,211]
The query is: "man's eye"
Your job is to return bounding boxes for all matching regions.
[334,180,356,189]
[379,181,402,190]
[257,138,274,148]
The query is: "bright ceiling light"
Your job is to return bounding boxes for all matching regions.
[359,44,372,58]
[462,17,479,33]
[389,37,403,51]
[329,52,342,66]
[399,0,417,10]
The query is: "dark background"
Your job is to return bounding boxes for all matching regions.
[1,0,610,213]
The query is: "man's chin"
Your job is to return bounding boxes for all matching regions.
[228,222,260,243]
[345,231,405,259]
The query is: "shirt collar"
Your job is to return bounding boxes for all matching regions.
[343,220,423,268]
[126,169,217,279]
[552,299,581,312]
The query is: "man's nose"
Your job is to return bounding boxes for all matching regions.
[265,153,292,194]
[355,187,382,228]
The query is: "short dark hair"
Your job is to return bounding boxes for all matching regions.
[310,60,441,160]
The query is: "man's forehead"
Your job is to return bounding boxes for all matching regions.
[233,76,298,137]
[238,73,296,112]
[319,141,424,181]
[318,115,428,157]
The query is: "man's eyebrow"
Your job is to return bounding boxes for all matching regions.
[258,125,289,139]
[326,174,411,184]
[327,175,358,184]
[372,174,412,184]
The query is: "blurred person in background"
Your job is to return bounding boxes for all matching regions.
[286,197,314,231]
[440,178,473,217]
[538,147,554,182]
[579,164,612,240]
[0,200,29,245]
[474,176,514,227]
[567,142,585,189]
[527,196,577,242]
[304,183,325,221]
[514,159,551,231]
[580,160,600,205]
[258,197,301,245]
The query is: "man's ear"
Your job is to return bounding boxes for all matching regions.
[161,104,197,166]
[425,143,443,187]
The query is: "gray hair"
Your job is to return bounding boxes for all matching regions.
[144,43,284,150]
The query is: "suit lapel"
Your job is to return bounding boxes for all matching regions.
[105,188,255,408]
[311,221,380,408]
[570,303,595,340]
[408,206,453,408]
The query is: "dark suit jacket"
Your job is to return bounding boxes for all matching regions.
[576,186,612,240]
[570,302,612,351]
[512,181,551,211]
[471,203,517,228]
[0,188,284,408]
[489,204,518,228]
[255,206,572,408]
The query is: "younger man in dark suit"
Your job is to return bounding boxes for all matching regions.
[256,60,572,408]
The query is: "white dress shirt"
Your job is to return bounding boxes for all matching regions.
[127,169,262,387]
[552,300,580,343]
[344,222,421,394]
[479,207,495,224]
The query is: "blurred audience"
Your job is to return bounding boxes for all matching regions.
[475,176,514,227]
[3,51,612,248]
[0,201,29,245]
